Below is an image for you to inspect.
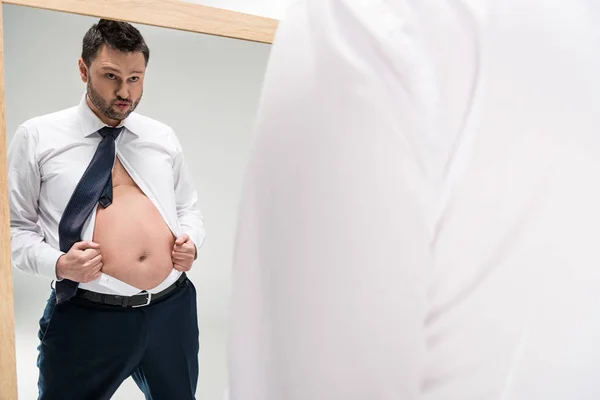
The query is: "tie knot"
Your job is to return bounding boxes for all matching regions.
[99,126,122,140]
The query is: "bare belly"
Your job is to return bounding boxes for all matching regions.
[93,185,175,290]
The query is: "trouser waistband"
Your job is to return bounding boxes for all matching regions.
[73,272,188,308]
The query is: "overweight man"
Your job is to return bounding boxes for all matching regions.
[9,19,205,400]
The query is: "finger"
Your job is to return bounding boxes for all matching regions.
[89,264,103,279]
[87,270,102,282]
[173,263,190,272]
[172,252,190,261]
[174,234,190,246]
[81,269,102,283]
[83,254,103,268]
[78,250,99,264]
[83,248,102,259]
[74,241,100,250]
[173,246,193,254]
[173,263,185,271]
[177,241,195,250]
[173,248,194,257]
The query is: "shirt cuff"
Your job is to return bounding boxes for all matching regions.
[182,228,205,260]
[36,246,64,281]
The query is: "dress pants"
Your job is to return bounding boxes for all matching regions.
[36,277,199,400]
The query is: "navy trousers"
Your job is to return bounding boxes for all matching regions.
[36,278,199,400]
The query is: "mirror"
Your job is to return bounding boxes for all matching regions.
[2,3,272,399]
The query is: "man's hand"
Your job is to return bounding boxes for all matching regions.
[172,234,196,272]
[56,241,102,283]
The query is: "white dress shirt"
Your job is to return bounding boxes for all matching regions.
[230,1,600,399]
[8,94,205,296]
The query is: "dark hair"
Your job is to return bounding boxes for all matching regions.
[81,19,150,66]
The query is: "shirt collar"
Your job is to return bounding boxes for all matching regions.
[77,93,140,137]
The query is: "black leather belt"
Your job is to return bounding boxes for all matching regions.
[74,272,188,308]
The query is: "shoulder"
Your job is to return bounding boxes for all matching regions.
[13,106,78,148]
[126,112,182,150]
[20,106,78,130]
[19,106,79,138]
[8,107,73,161]
[126,111,173,134]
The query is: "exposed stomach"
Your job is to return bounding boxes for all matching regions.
[93,185,175,290]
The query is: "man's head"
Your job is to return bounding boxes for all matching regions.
[79,19,150,125]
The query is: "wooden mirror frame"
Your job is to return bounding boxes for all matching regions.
[0,1,277,397]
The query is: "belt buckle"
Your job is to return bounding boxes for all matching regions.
[132,291,152,308]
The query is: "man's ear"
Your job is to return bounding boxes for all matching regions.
[78,58,89,83]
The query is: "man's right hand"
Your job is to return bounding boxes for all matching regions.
[56,241,102,283]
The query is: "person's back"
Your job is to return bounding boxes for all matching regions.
[229,1,600,399]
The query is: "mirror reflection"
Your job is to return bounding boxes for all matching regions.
[4,4,270,399]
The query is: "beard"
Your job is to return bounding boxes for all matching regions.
[86,78,141,121]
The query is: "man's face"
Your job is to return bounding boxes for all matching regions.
[79,45,146,124]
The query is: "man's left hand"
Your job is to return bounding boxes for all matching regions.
[172,234,196,272]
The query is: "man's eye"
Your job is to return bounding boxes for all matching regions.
[106,73,116,80]
[130,77,139,82]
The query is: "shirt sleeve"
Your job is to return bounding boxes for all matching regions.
[8,125,63,281]
[229,1,436,399]
[169,128,206,255]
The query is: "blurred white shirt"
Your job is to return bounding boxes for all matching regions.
[229,0,600,399]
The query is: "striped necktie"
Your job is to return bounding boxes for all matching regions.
[55,126,122,304]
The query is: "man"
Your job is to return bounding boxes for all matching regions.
[8,19,205,400]
[230,0,600,399]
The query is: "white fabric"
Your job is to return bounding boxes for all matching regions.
[8,94,205,295]
[229,1,600,398]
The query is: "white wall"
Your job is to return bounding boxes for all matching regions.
[3,4,270,399]
[185,0,293,20]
